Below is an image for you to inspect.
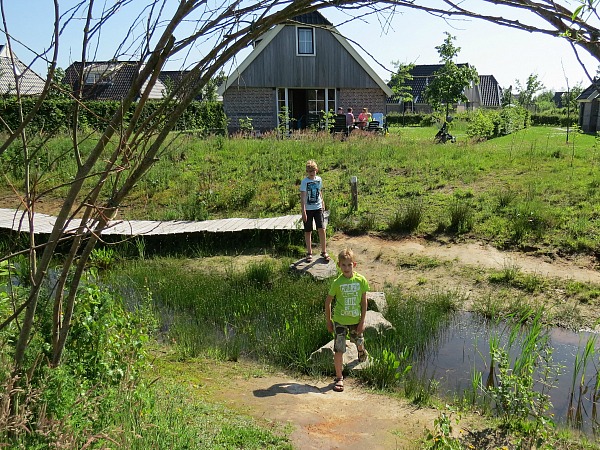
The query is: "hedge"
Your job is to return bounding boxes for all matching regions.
[0,97,227,134]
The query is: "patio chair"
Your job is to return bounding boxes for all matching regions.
[331,113,349,136]
[371,112,387,133]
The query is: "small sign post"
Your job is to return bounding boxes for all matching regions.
[350,176,358,210]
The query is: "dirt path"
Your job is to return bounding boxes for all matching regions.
[327,234,600,290]
[209,369,446,450]
[201,234,600,449]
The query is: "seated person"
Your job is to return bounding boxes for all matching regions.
[346,107,355,129]
[357,108,372,129]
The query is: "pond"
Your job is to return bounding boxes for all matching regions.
[415,311,599,435]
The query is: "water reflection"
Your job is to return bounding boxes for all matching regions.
[413,311,599,435]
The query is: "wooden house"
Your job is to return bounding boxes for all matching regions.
[217,11,393,133]
[386,65,502,114]
[576,82,600,133]
[0,45,46,96]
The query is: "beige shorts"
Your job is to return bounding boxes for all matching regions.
[334,322,364,353]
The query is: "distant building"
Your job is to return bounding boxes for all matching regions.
[64,61,201,101]
[217,11,393,133]
[386,65,502,114]
[0,45,46,96]
[576,81,600,133]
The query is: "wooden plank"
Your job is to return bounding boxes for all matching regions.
[0,209,305,237]
[219,218,248,232]
[260,216,284,230]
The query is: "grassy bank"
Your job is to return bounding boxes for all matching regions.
[2,126,599,256]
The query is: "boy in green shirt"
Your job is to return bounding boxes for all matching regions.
[325,248,370,392]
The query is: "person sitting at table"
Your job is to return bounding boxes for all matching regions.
[346,107,355,131]
[357,107,372,129]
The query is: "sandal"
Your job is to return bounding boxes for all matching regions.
[333,377,344,392]
[305,253,313,262]
[320,252,331,262]
[358,348,368,363]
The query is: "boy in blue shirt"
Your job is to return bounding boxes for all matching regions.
[325,248,369,392]
[300,160,329,262]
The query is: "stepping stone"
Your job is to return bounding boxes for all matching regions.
[289,255,337,280]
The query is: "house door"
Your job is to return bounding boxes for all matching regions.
[591,100,599,133]
[290,89,308,129]
[277,88,336,130]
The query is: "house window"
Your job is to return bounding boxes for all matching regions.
[85,73,101,85]
[297,27,314,55]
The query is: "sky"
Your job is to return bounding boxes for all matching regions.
[2,1,598,93]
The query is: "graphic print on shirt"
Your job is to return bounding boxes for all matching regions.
[306,180,320,206]
[340,282,360,317]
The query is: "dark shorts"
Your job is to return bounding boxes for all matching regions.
[303,209,324,232]
[333,323,364,353]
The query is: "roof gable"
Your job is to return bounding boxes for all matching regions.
[478,75,502,107]
[0,45,46,96]
[218,14,392,96]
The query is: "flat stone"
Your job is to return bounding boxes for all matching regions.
[308,340,371,373]
[366,291,387,314]
[289,256,337,280]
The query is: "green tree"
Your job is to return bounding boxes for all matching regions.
[562,83,584,113]
[388,61,414,111]
[514,74,545,111]
[424,33,479,120]
[534,90,557,113]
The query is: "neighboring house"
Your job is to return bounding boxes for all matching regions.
[217,11,393,133]
[0,44,46,96]
[64,61,200,101]
[385,65,502,114]
[576,81,600,133]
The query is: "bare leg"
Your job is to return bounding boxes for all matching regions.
[317,227,327,254]
[334,351,343,380]
[304,231,312,255]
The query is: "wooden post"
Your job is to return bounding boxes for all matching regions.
[350,176,358,210]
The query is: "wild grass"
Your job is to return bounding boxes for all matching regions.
[110,257,464,405]
[4,125,600,255]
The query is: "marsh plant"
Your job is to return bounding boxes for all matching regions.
[568,334,597,430]
[479,312,562,444]
[423,409,464,450]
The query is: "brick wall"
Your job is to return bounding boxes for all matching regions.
[338,89,387,115]
[223,87,277,134]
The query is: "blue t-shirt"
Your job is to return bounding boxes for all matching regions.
[300,176,323,211]
[328,272,370,325]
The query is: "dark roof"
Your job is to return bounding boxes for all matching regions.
[387,64,470,103]
[478,75,502,107]
[64,60,141,100]
[0,45,46,95]
[290,11,332,26]
[158,70,203,100]
[576,82,599,101]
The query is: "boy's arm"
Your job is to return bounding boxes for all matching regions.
[325,295,334,333]
[300,191,307,221]
[357,292,368,334]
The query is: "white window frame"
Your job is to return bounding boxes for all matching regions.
[296,26,315,56]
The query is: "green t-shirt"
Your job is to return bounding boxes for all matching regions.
[328,272,370,325]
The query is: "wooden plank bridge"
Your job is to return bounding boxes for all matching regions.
[0,208,304,236]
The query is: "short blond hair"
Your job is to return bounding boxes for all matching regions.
[337,248,355,264]
[306,160,318,172]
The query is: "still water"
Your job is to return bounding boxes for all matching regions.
[414,311,599,434]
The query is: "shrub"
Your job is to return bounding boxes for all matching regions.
[387,198,423,233]
[466,110,496,140]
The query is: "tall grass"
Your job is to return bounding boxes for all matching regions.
[110,257,464,404]
[5,126,600,254]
